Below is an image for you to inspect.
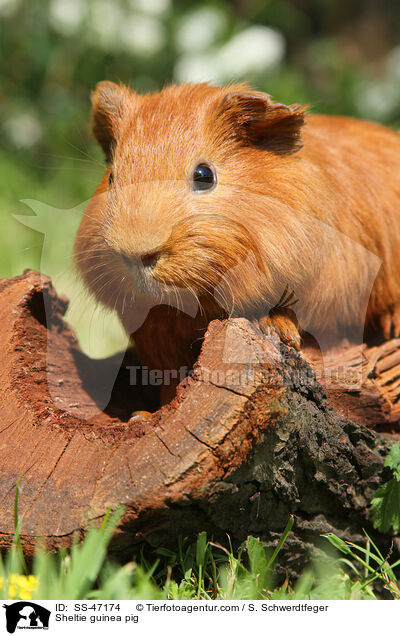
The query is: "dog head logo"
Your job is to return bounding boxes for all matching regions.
[3,602,50,633]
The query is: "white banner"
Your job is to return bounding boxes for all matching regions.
[0,599,396,635]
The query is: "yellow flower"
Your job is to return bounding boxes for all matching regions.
[0,574,39,600]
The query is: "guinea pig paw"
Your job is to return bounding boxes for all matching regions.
[258,314,301,352]
[380,306,400,339]
[128,410,154,424]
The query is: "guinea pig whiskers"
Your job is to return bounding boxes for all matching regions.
[207,264,237,315]
[169,284,180,314]
[185,285,203,317]
[72,244,112,261]
[119,276,126,313]
[214,282,235,318]
[72,226,108,242]
[121,290,128,316]
[186,262,235,317]
[77,258,122,280]
[112,277,127,315]
[65,138,107,170]
[90,277,118,311]
[169,280,189,314]
[186,277,219,318]
[169,272,202,317]
[87,259,127,286]
[91,271,122,302]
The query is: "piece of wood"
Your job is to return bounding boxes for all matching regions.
[0,271,398,576]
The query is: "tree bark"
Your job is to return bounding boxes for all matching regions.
[0,271,398,575]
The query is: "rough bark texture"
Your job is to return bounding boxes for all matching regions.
[0,270,398,575]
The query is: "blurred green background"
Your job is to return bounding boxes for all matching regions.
[2,0,400,356]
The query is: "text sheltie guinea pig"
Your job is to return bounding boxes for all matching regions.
[75,81,400,402]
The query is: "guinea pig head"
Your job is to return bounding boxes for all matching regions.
[75,82,306,322]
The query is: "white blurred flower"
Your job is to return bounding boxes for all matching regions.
[355,79,400,120]
[354,44,400,121]
[175,7,227,53]
[216,26,285,79]
[89,1,125,50]
[120,14,166,56]
[49,0,86,36]
[175,26,285,84]
[174,54,220,84]
[130,0,171,16]
[7,113,42,149]
[0,0,20,17]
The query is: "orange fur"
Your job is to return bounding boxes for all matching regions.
[75,81,400,396]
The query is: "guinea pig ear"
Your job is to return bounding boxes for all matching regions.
[217,91,306,154]
[91,81,129,162]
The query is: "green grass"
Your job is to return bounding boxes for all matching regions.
[1,510,400,601]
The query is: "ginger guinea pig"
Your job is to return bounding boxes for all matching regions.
[75,81,400,403]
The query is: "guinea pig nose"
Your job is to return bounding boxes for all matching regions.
[141,251,160,269]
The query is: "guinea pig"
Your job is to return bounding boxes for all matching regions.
[75,81,400,404]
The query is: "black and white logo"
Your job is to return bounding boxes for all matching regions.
[3,602,50,633]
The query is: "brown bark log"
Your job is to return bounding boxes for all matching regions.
[0,271,398,575]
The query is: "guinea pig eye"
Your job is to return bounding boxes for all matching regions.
[108,171,114,186]
[192,163,216,192]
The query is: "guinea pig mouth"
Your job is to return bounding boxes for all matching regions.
[121,255,182,302]
[124,261,163,297]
